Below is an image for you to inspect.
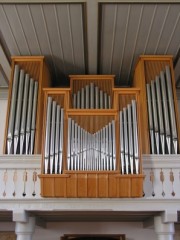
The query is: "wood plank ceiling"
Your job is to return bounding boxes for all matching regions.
[0,1,179,87]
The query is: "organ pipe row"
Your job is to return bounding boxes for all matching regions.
[43,98,140,175]
[67,118,116,171]
[146,65,178,154]
[7,64,38,155]
[119,100,139,175]
[73,82,111,109]
[44,97,64,174]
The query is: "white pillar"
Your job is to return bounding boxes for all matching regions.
[13,210,35,240]
[154,216,175,240]
[15,217,35,240]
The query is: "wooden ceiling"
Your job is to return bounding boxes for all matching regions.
[0,1,180,87]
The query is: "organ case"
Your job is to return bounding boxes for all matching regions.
[39,75,144,198]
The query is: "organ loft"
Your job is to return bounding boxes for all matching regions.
[3,55,180,198]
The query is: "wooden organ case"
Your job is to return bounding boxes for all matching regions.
[39,75,144,198]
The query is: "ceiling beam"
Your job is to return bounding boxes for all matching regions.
[86,0,98,74]
[0,0,180,3]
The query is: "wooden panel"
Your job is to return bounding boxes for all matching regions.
[66,173,77,197]
[54,177,67,198]
[40,176,55,197]
[131,176,144,197]
[118,177,131,198]
[39,173,145,198]
[98,173,108,197]
[77,173,88,197]
[87,173,97,197]
[108,175,117,197]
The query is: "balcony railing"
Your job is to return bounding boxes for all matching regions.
[0,154,180,200]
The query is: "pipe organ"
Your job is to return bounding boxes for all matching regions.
[4,55,180,198]
[39,76,144,198]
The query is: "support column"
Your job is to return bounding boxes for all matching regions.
[154,216,175,240]
[13,210,35,240]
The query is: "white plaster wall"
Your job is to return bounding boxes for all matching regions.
[33,222,156,240]
[0,99,7,154]
[1,221,180,240]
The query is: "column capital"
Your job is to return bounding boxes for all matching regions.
[154,215,175,240]
[162,210,178,223]
[13,209,29,223]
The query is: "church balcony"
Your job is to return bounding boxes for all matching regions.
[0,154,180,210]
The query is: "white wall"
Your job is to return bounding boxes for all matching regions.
[1,220,180,240]
[0,219,157,240]
[33,222,156,240]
